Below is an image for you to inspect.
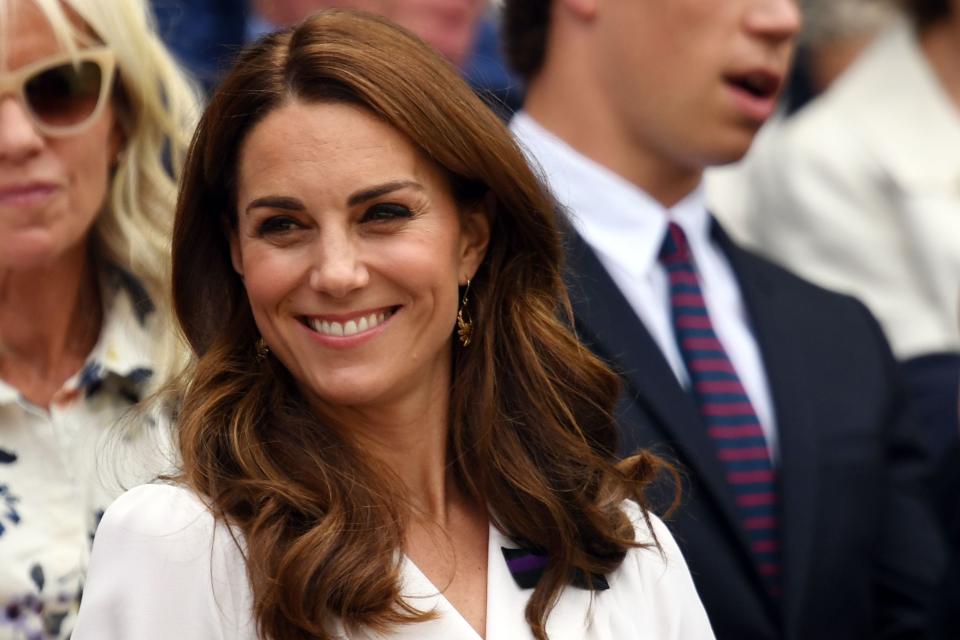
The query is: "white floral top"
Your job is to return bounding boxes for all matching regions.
[0,268,174,640]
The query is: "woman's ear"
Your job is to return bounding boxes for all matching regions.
[229,228,244,279]
[108,120,127,171]
[458,196,492,282]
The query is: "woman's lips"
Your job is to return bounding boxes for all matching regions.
[0,183,59,208]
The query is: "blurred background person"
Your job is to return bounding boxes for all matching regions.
[151,0,522,116]
[786,0,899,113]
[729,2,960,635]
[0,0,198,637]
[706,0,899,236]
[72,11,711,639]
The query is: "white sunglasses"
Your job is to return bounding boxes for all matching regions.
[0,46,116,136]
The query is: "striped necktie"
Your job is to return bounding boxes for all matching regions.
[658,222,782,597]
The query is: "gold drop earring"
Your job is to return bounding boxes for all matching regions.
[255,337,270,361]
[456,278,473,347]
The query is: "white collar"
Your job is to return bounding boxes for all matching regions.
[511,112,712,279]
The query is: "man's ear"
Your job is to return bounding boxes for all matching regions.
[458,197,492,282]
[559,0,598,20]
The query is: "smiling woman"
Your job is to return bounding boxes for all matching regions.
[71,9,714,640]
[232,101,489,409]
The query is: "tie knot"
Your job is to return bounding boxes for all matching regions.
[659,222,692,264]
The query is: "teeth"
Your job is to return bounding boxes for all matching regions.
[307,309,393,337]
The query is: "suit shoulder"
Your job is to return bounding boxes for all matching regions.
[729,244,896,369]
[733,245,875,317]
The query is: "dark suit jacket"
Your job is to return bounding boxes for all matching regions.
[562,223,947,640]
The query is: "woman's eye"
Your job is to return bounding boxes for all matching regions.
[257,216,300,235]
[362,203,413,223]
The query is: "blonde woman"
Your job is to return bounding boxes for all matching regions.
[0,0,198,637]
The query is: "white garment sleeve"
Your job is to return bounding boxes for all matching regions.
[72,484,257,640]
[623,502,717,640]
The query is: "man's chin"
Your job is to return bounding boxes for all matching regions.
[701,131,762,169]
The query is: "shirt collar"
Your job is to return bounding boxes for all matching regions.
[510,111,711,279]
[87,266,157,388]
[0,266,157,407]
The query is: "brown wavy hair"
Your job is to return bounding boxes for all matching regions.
[171,10,674,640]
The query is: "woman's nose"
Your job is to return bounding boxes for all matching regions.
[307,231,370,298]
[0,96,44,162]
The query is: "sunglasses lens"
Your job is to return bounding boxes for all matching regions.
[24,60,104,129]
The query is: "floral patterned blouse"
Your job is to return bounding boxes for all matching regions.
[0,268,173,640]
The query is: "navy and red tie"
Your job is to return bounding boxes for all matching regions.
[659,222,781,597]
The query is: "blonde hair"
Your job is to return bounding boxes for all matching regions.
[1,0,201,385]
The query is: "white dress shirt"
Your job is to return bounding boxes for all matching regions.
[72,483,715,640]
[511,113,779,461]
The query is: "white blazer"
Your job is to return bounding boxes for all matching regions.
[730,20,960,359]
[72,484,714,640]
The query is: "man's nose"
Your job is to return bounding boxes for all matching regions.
[746,0,803,44]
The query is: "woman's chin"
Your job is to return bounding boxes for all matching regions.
[297,375,396,415]
[0,234,76,271]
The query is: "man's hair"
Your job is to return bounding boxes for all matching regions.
[900,0,952,27]
[502,0,552,82]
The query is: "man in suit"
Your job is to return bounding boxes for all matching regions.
[502,1,947,638]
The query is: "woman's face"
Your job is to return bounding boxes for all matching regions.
[231,100,489,412]
[0,2,122,270]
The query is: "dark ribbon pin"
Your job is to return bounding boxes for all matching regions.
[501,547,609,591]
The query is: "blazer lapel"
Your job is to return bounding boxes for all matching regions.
[714,222,819,635]
[562,230,747,544]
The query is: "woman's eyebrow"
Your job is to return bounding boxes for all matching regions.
[244,196,305,215]
[347,180,423,206]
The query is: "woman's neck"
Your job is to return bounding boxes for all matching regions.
[325,371,462,523]
[0,243,102,407]
[921,14,960,111]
